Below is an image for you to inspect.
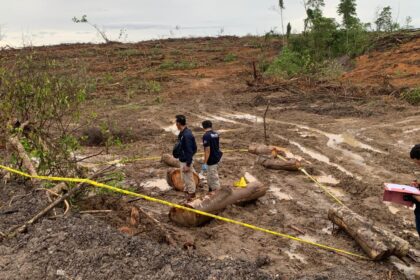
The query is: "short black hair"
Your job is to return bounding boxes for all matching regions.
[175,115,186,126]
[410,144,420,160]
[202,120,212,129]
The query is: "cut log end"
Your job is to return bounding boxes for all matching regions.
[166,168,200,191]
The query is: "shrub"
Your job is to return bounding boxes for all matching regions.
[224,53,237,62]
[402,88,420,105]
[265,47,312,77]
[159,60,197,70]
[0,53,89,175]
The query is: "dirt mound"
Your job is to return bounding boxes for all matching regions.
[342,36,420,88]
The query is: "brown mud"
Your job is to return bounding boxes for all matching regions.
[1,35,420,279]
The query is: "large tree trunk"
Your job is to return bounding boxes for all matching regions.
[166,168,200,191]
[328,205,409,260]
[257,156,301,171]
[169,180,268,226]
[248,143,287,158]
[161,154,180,168]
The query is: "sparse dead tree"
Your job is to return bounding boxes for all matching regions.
[72,15,111,43]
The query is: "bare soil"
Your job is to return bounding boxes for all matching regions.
[1,35,420,279]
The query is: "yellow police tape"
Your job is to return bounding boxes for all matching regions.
[113,149,249,164]
[0,164,368,260]
[276,155,345,206]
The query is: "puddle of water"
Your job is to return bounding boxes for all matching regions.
[404,127,420,134]
[163,124,179,136]
[391,258,416,280]
[275,134,355,177]
[222,112,263,123]
[141,179,172,192]
[314,175,340,185]
[205,114,240,124]
[324,186,346,198]
[326,132,385,154]
[220,111,386,154]
[218,128,243,133]
[269,186,293,200]
[321,224,333,235]
[285,251,308,264]
[383,202,400,215]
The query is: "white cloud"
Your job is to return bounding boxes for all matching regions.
[0,0,418,47]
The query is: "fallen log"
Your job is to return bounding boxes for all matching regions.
[248,143,287,158]
[257,156,301,171]
[166,168,200,191]
[169,180,268,227]
[328,205,409,260]
[8,135,38,181]
[161,154,180,168]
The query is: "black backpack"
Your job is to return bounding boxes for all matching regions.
[172,140,182,159]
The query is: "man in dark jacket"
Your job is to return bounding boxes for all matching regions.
[201,120,223,191]
[175,115,197,198]
[404,144,420,238]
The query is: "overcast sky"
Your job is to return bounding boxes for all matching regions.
[0,0,419,46]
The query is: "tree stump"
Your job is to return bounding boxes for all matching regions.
[166,168,200,191]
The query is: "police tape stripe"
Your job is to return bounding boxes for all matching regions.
[0,164,369,260]
[115,148,249,164]
[276,155,345,206]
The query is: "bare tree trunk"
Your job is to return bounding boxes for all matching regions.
[169,181,268,227]
[328,205,409,260]
[280,8,285,46]
[263,102,270,145]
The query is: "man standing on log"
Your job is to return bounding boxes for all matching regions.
[201,120,223,192]
[174,115,197,199]
[404,144,420,238]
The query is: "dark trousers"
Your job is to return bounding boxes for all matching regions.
[416,210,420,238]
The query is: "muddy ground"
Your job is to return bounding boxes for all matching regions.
[1,35,420,279]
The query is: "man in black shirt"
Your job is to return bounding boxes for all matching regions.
[404,144,420,238]
[201,120,223,191]
[174,115,197,198]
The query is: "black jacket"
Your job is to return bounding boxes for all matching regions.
[178,128,197,166]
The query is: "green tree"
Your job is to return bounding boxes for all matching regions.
[337,0,358,29]
[72,15,111,43]
[286,22,292,39]
[375,6,393,32]
[304,0,325,31]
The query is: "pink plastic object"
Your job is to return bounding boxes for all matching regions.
[383,183,420,207]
